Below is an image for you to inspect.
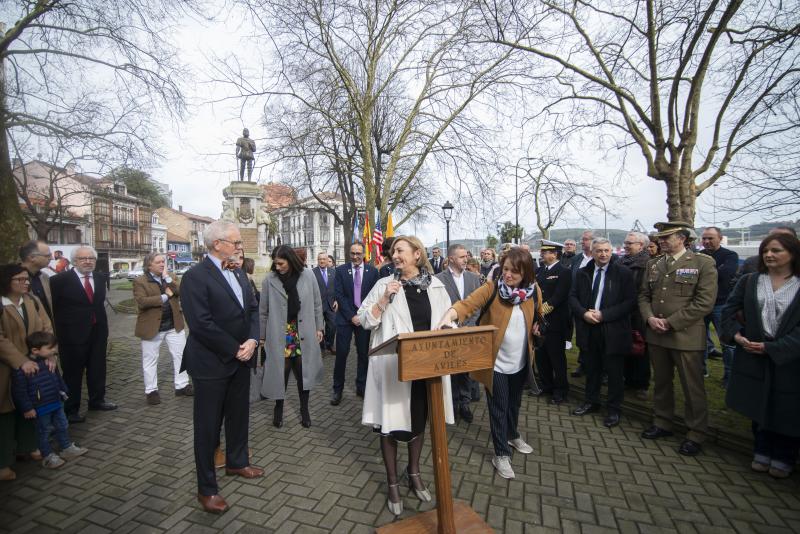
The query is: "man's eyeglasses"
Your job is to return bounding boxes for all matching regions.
[75,256,97,261]
[623,241,636,245]
[218,238,244,247]
[11,277,31,283]
[32,252,52,257]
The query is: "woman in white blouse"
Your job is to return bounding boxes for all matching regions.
[358,236,454,516]
[437,247,542,480]
[722,233,800,479]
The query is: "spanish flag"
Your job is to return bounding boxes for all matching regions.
[385,211,394,238]
[363,212,372,262]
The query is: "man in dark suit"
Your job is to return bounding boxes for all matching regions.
[313,252,336,353]
[19,240,54,320]
[534,240,572,404]
[569,231,595,377]
[50,246,116,423]
[436,243,481,422]
[699,226,738,385]
[569,238,635,428]
[179,221,262,514]
[331,241,379,405]
[429,246,444,274]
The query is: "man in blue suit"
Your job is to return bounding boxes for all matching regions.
[313,252,336,353]
[180,221,262,514]
[331,241,379,405]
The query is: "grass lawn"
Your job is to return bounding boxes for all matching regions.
[564,340,753,447]
[111,279,133,291]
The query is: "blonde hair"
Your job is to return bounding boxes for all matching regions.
[391,235,433,273]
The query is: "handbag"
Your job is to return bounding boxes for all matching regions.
[631,329,646,356]
[249,365,265,403]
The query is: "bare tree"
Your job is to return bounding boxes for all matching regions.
[484,1,800,224]
[516,157,614,239]
[217,0,516,230]
[10,137,93,240]
[717,149,800,219]
[0,1,194,261]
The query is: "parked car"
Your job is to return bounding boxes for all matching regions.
[126,269,144,280]
[174,266,192,276]
[109,270,129,279]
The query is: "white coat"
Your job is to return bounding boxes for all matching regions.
[358,276,455,433]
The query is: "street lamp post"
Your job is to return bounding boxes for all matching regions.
[515,170,519,245]
[597,197,608,239]
[441,201,454,252]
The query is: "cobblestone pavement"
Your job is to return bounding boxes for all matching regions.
[1,299,799,533]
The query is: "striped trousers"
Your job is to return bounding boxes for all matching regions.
[486,365,527,456]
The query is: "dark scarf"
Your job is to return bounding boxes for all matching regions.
[278,271,301,321]
[619,249,650,270]
[400,267,433,290]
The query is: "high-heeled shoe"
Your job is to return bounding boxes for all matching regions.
[273,402,283,428]
[403,467,432,502]
[386,483,403,516]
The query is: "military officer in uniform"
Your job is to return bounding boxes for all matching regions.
[532,240,572,404]
[639,221,717,456]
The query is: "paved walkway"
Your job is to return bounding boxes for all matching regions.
[1,299,799,533]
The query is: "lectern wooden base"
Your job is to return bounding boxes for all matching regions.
[376,501,493,534]
[370,327,498,534]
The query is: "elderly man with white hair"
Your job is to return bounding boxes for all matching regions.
[619,231,653,400]
[50,245,116,423]
[179,220,262,514]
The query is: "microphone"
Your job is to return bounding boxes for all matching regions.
[389,270,401,303]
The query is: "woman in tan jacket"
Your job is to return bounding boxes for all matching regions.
[0,264,55,481]
[437,247,542,479]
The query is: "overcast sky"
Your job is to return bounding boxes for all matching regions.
[151,7,757,247]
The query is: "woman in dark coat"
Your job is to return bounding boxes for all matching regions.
[721,233,800,479]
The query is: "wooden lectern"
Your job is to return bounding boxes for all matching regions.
[370,325,497,534]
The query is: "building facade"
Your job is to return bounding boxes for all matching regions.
[91,180,153,271]
[151,212,167,253]
[155,206,215,261]
[13,160,153,271]
[269,193,346,264]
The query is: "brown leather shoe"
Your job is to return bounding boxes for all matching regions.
[225,465,264,478]
[197,493,229,514]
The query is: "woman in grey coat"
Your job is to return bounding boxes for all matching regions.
[259,246,324,428]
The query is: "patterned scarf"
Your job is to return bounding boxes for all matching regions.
[400,267,432,290]
[498,279,536,305]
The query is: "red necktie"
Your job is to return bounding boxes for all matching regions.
[84,274,97,324]
[83,274,94,303]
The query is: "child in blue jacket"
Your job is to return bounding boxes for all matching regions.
[11,332,88,468]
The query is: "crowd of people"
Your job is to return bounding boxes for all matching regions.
[1,220,798,518]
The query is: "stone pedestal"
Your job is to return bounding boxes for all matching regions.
[221,181,269,267]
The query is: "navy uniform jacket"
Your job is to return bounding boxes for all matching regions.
[536,261,572,334]
[333,262,379,326]
[179,257,260,379]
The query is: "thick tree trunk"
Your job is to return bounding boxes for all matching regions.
[0,55,29,262]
